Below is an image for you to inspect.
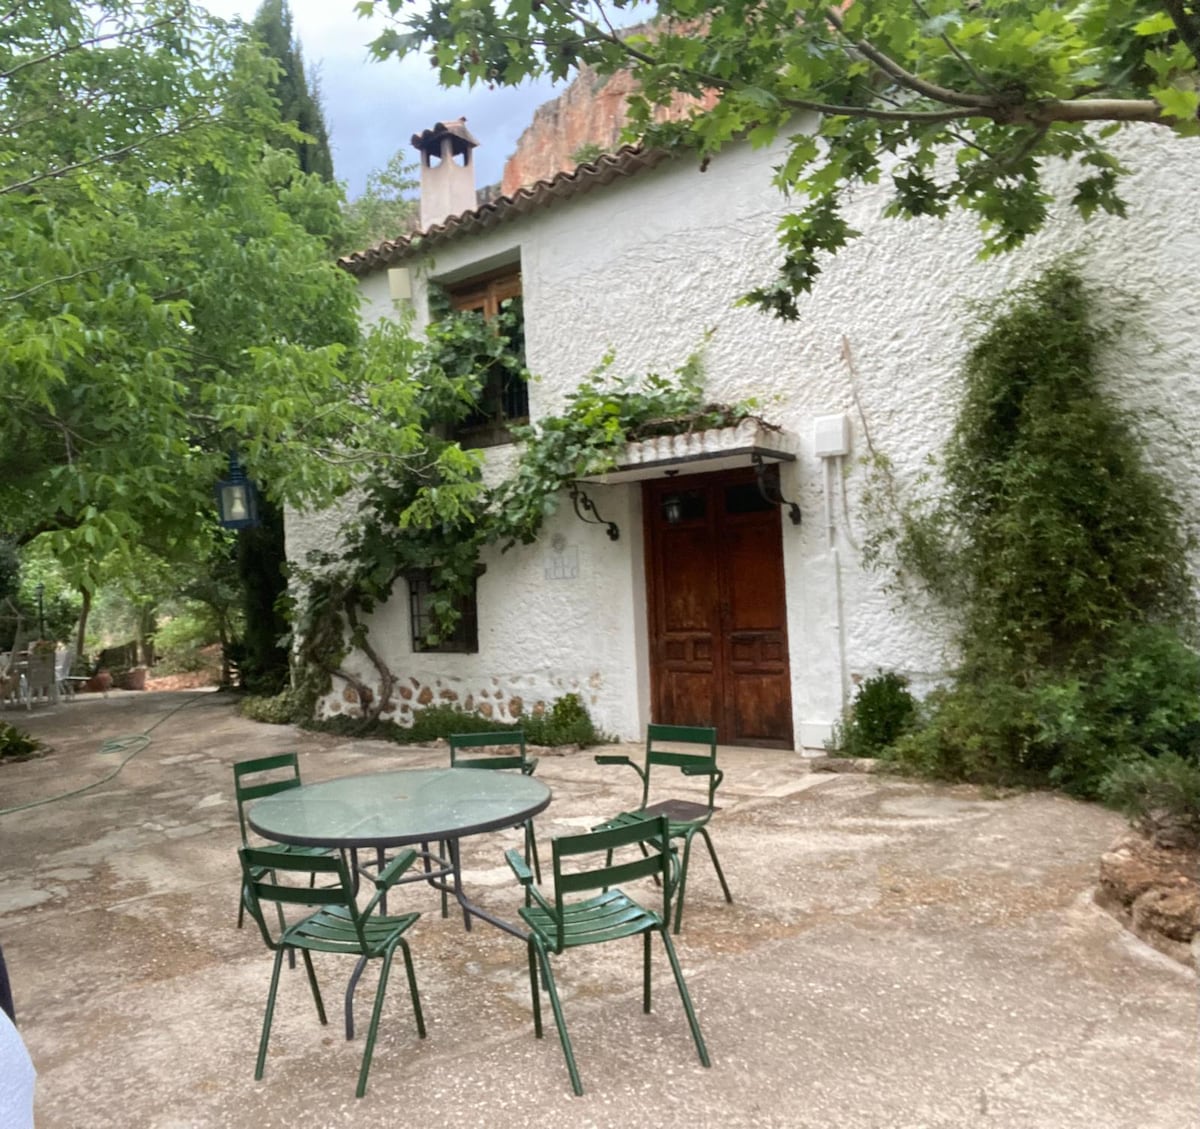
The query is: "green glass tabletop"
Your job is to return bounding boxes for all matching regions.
[247,768,551,849]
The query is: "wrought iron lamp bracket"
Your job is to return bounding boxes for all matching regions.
[568,484,620,541]
[752,453,802,527]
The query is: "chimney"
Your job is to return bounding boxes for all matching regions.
[411,117,480,231]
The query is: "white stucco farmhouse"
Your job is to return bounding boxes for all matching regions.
[289,116,1200,751]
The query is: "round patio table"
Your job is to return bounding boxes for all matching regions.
[248,767,551,1039]
[247,767,549,851]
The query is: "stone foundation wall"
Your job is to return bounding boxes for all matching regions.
[320,673,571,728]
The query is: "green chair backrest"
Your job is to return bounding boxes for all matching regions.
[548,815,673,951]
[448,730,529,772]
[233,753,304,847]
[239,847,366,951]
[641,723,720,810]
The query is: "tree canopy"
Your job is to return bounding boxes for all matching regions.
[362,0,1200,316]
[0,2,428,586]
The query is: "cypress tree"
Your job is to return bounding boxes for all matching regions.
[250,0,334,182]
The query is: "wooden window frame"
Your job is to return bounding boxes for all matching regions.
[447,267,527,447]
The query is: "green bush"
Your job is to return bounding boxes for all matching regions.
[876,265,1197,797]
[522,692,610,747]
[1100,753,1200,846]
[239,689,303,725]
[829,671,918,758]
[0,722,43,761]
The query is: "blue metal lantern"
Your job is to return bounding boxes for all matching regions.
[215,453,260,530]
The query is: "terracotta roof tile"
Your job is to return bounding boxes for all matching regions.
[337,144,671,276]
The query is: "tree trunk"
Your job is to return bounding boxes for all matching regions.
[75,587,92,661]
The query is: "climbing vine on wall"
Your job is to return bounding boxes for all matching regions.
[863,263,1200,802]
[291,324,757,722]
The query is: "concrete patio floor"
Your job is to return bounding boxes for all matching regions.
[0,689,1196,1128]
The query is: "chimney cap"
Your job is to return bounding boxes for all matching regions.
[411,117,480,160]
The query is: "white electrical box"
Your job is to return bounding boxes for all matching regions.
[813,413,851,457]
[387,268,412,302]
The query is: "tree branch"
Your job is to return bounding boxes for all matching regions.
[2,259,132,304]
[0,17,182,82]
[910,0,999,93]
[0,115,216,196]
[825,6,1000,108]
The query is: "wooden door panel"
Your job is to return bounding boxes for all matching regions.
[730,673,794,745]
[729,633,788,669]
[645,468,793,748]
[725,523,787,631]
[658,671,721,729]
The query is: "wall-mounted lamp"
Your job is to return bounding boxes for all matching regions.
[662,495,684,525]
[215,452,260,530]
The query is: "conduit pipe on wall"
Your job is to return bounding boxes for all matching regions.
[814,413,854,715]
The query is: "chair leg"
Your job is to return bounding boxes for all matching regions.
[532,939,583,1097]
[525,938,543,1038]
[643,930,652,1014]
[524,821,542,885]
[356,952,393,1098]
[657,926,710,1069]
[300,949,326,1025]
[699,828,733,904]
[397,937,426,1039]
[672,833,698,935]
[255,947,288,1081]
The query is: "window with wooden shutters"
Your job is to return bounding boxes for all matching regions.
[447,268,528,447]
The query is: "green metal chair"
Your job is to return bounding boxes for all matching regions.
[239,846,426,1099]
[448,730,541,882]
[232,753,331,932]
[505,814,710,1096]
[592,723,733,933]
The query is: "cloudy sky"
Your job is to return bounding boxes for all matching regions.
[199,1,564,197]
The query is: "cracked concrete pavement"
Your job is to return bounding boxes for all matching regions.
[0,689,1196,1128]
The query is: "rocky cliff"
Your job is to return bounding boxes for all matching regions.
[500,59,716,195]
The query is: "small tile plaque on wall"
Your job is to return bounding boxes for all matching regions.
[544,546,579,580]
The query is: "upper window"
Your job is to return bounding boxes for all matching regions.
[447,268,528,447]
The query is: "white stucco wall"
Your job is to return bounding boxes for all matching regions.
[291,122,1200,747]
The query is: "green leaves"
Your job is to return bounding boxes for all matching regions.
[361,0,1200,310]
[0,1,426,574]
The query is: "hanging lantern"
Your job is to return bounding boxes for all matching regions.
[214,453,260,530]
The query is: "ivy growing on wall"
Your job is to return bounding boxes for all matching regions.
[868,264,1200,808]
[291,319,755,722]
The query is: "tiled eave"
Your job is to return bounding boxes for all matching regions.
[337,144,672,277]
[577,419,798,485]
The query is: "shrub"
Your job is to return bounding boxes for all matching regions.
[875,265,1197,796]
[239,689,303,725]
[522,693,609,747]
[0,722,43,761]
[828,671,918,758]
[1100,753,1200,847]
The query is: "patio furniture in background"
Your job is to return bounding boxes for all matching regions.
[21,649,55,709]
[239,847,426,1099]
[505,814,710,1096]
[448,730,541,883]
[592,723,733,933]
[52,650,91,701]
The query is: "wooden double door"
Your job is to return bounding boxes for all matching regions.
[643,467,794,748]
